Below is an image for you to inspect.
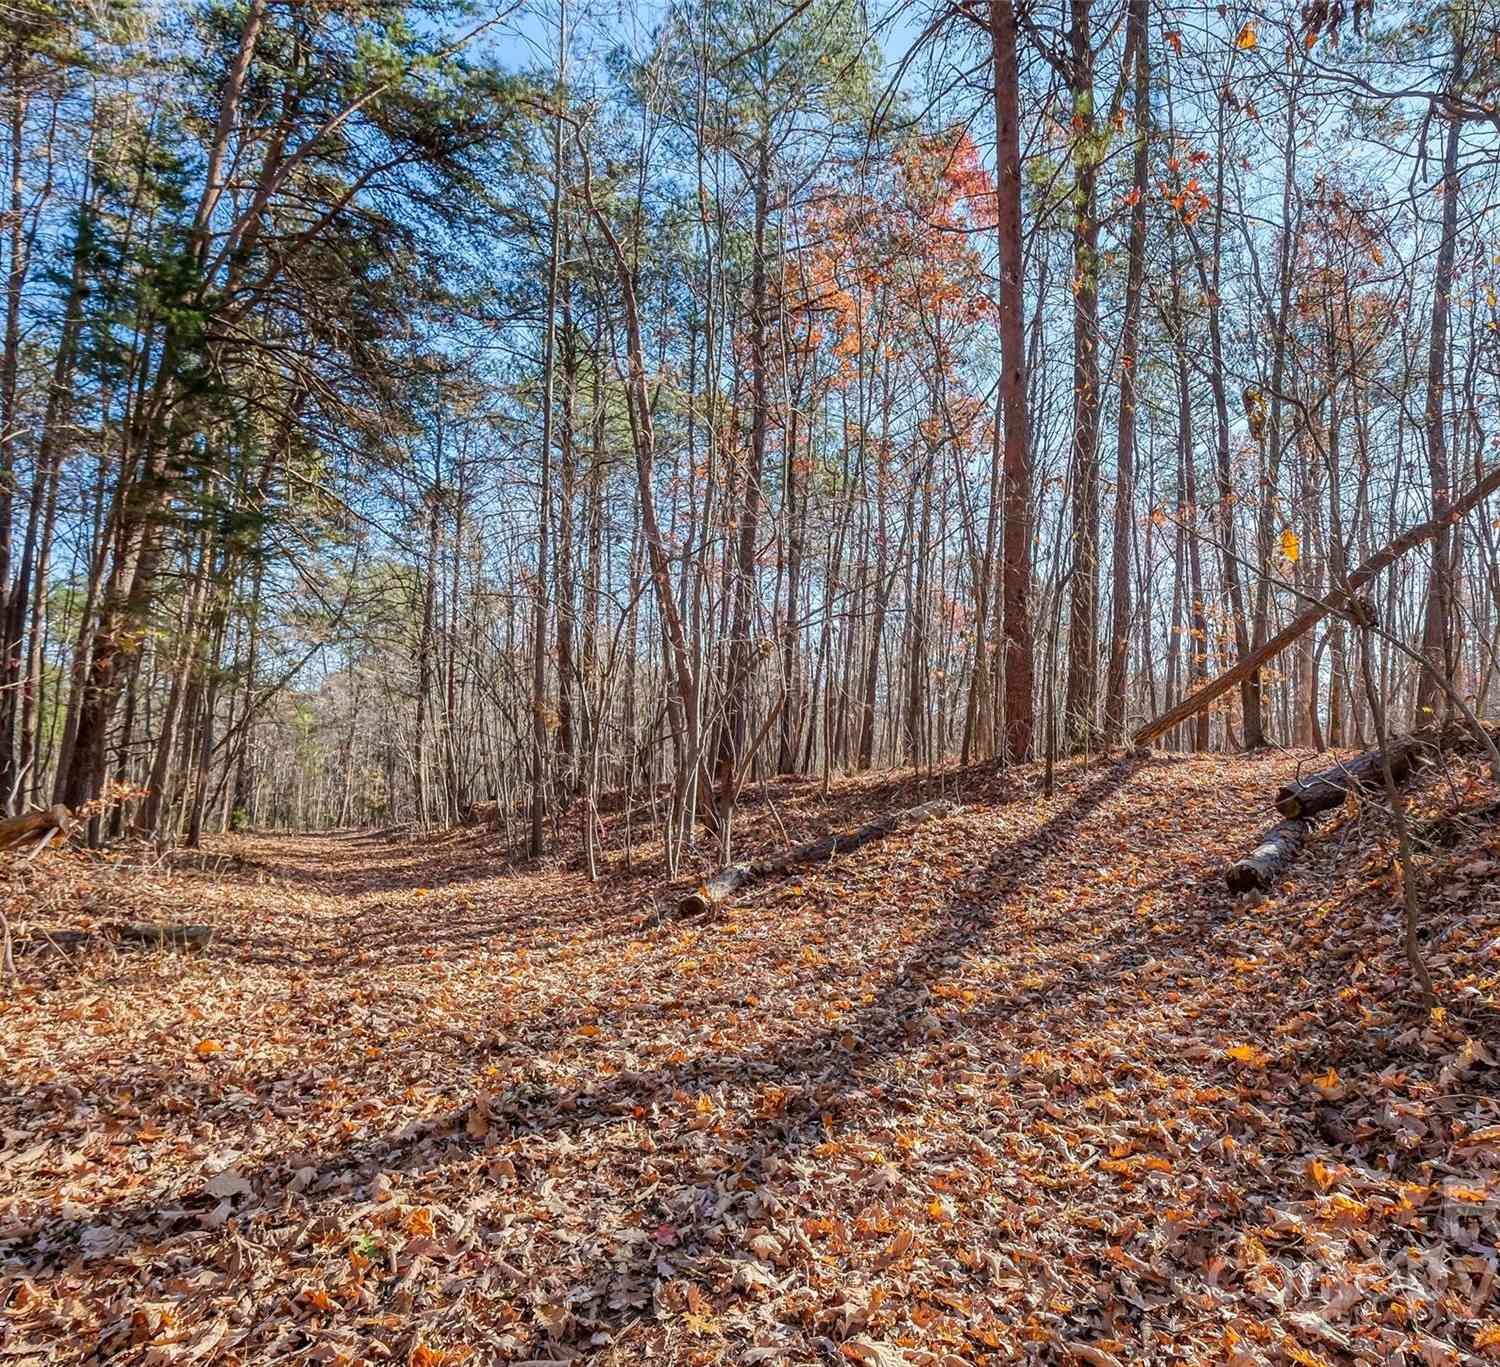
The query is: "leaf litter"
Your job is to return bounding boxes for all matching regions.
[1,752,1497,1364]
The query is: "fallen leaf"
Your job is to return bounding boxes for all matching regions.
[873,1226,915,1269]
[202,1166,252,1200]
[841,1339,909,1367]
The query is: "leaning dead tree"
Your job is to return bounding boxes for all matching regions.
[678,798,959,916]
[1135,461,1500,748]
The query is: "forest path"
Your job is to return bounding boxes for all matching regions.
[4,752,1497,1364]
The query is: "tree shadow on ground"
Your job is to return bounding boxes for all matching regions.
[14,764,1133,1283]
[166,761,1038,974]
[227,760,1026,900]
[15,750,1489,1362]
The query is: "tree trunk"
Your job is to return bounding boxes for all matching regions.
[718,133,773,818]
[989,0,1034,762]
[530,11,566,856]
[1063,0,1100,750]
[1104,0,1147,747]
[1415,90,1462,724]
[1194,115,1258,748]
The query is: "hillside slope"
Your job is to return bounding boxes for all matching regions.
[3,753,1498,1365]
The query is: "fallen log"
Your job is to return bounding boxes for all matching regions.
[1133,458,1500,749]
[17,922,215,953]
[0,804,71,852]
[678,798,959,916]
[1275,735,1432,819]
[682,862,758,916]
[114,922,215,949]
[1226,818,1314,893]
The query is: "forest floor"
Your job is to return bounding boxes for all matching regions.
[2,750,1499,1367]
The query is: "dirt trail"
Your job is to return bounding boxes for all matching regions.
[2,753,1497,1365]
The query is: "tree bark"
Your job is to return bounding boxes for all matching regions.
[1104,0,1147,746]
[1063,0,1100,749]
[989,0,1034,762]
[1226,817,1313,894]
[530,7,566,857]
[1415,89,1462,723]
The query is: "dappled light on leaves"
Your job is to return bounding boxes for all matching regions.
[4,749,1497,1363]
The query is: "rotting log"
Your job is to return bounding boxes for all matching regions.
[1269,718,1500,818]
[1226,818,1314,893]
[0,804,71,852]
[18,922,215,953]
[683,861,756,915]
[1224,723,1500,891]
[678,798,959,916]
[1275,736,1432,819]
[114,922,215,949]
[1133,459,1500,749]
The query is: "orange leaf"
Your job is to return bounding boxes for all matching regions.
[411,1343,473,1367]
[1308,1157,1336,1191]
[300,1285,337,1313]
[873,1226,915,1269]
[1235,22,1257,50]
[404,1205,436,1237]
